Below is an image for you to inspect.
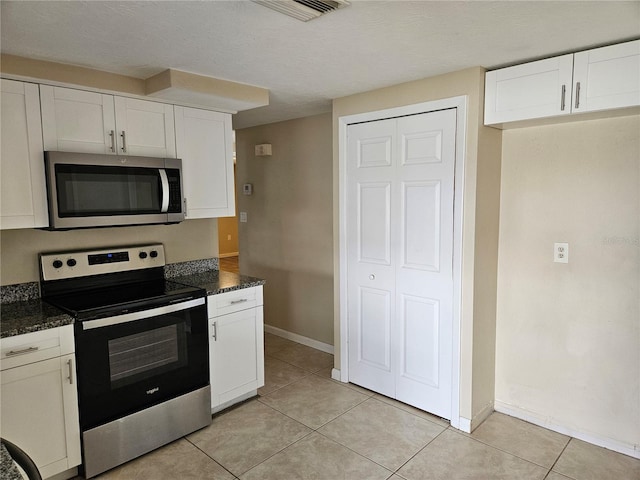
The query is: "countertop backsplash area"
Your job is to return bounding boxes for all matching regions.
[0,258,220,305]
[1,281,40,304]
[0,257,267,339]
[164,257,219,278]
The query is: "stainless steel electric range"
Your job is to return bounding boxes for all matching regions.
[40,244,211,479]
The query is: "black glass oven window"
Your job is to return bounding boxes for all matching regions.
[55,164,161,217]
[108,323,187,389]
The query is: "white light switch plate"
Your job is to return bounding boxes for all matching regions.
[554,242,569,263]
[240,212,247,223]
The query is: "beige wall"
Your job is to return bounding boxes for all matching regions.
[495,115,640,451]
[332,67,502,424]
[236,113,334,345]
[217,216,239,256]
[218,166,239,257]
[1,219,218,285]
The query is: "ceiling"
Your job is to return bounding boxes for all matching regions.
[1,1,639,129]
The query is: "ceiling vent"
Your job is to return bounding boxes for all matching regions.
[252,0,350,22]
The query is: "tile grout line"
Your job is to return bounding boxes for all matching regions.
[543,438,575,480]
[442,426,567,475]
[183,436,239,479]
[391,424,451,477]
[371,395,451,429]
[451,426,571,472]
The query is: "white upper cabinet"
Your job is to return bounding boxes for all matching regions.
[485,54,574,125]
[41,86,116,154]
[0,79,48,229]
[114,96,176,157]
[572,40,640,113]
[41,85,176,158]
[175,106,235,218]
[485,39,640,127]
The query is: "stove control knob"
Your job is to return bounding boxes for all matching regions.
[139,251,148,259]
[66,258,77,267]
[149,250,158,258]
[53,260,63,269]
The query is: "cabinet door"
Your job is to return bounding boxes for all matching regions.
[0,354,81,479]
[485,54,574,125]
[175,106,235,218]
[0,80,48,229]
[573,40,640,113]
[209,307,264,409]
[114,96,176,158]
[41,85,116,154]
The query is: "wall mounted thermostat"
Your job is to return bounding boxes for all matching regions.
[243,183,253,195]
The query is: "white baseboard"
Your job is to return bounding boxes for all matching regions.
[494,400,640,459]
[264,324,334,355]
[218,252,239,258]
[455,401,494,433]
[331,368,342,381]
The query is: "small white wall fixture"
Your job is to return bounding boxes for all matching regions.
[338,96,467,430]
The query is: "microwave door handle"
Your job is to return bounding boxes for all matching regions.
[159,169,169,213]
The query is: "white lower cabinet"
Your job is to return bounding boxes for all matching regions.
[0,325,81,480]
[208,286,264,412]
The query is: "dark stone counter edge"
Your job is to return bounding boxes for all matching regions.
[0,312,74,339]
[170,271,266,296]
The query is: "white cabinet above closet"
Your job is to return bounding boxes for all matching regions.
[175,106,235,218]
[572,41,640,113]
[41,85,176,158]
[485,39,640,127]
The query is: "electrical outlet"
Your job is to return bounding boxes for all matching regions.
[554,243,569,263]
[240,212,247,223]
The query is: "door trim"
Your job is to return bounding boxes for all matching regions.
[338,96,467,429]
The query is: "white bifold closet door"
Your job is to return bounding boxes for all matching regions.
[346,108,456,419]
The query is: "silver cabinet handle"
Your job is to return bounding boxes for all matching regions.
[108,130,115,152]
[369,274,375,280]
[67,358,74,384]
[230,299,248,305]
[6,346,39,357]
[120,131,127,152]
[561,85,566,111]
[575,82,581,109]
[212,321,217,341]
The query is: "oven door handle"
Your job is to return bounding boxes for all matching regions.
[82,298,205,330]
[159,169,169,213]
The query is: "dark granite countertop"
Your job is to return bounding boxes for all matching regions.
[171,270,265,296]
[0,443,23,480]
[0,299,74,339]
[0,269,264,339]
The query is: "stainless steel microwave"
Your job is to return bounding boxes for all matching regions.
[44,151,185,230]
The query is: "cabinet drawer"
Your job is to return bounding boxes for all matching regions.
[1,324,74,370]
[208,286,263,318]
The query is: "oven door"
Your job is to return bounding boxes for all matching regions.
[74,297,208,430]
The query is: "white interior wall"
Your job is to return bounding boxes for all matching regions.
[495,115,640,457]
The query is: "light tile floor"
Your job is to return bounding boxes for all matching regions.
[92,333,640,480]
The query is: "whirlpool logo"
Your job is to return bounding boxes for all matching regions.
[146,387,160,395]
